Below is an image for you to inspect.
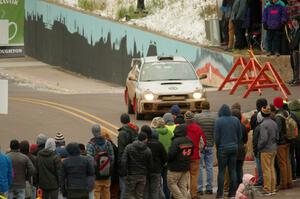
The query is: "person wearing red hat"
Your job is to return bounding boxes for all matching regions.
[273,97,293,189]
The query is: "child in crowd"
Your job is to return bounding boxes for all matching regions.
[235,174,256,199]
[262,0,287,56]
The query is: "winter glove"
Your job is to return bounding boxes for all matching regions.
[263,23,268,30]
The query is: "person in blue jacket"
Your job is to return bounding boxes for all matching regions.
[263,0,288,56]
[0,146,13,198]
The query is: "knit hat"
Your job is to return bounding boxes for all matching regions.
[55,132,65,145]
[261,106,271,117]
[10,139,19,150]
[91,124,101,138]
[163,113,175,125]
[201,101,210,110]
[120,113,130,124]
[273,97,284,108]
[138,132,148,141]
[45,138,56,151]
[256,98,268,111]
[150,117,165,128]
[36,133,47,145]
[184,111,194,121]
[231,102,241,111]
[170,104,181,115]
[30,144,38,154]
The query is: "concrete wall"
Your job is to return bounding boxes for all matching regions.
[24,0,234,86]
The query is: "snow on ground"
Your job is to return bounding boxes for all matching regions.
[56,0,220,45]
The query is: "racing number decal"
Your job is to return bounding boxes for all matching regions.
[182,148,192,156]
[179,144,192,156]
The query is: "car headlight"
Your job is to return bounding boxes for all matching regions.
[193,92,202,99]
[144,91,154,101]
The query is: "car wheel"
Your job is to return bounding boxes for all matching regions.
[133,97,144,120]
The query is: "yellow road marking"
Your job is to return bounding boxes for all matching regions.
[10,97,118,137]
[13,97,120,130]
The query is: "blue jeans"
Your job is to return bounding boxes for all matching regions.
[8,189,25,199]
[119,176,125,199]
[255,155,264,184]
[198,147,214,192]
[216,148,238,197]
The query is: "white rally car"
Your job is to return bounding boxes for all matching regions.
[124,56,207,120]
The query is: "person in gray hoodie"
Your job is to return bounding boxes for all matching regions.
[214,104,241,198]
[36,138,61,199]
[7,140,35,199]
[257,106,278,195]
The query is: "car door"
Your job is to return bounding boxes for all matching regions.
[127,58,141,100]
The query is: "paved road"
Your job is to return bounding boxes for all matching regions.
[0,58,300,197]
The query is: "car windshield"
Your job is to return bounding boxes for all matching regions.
[139,61,198,81]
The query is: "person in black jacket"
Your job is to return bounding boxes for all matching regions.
[121,132,152,199]
[288,18,300,86]
[167,125,194,199]
[60,143,94,199]
[141,125,167,199]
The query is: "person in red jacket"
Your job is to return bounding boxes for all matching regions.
[184,111,206,199]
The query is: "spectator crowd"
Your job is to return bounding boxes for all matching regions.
[1,97,300,199]
[220,0,300,86]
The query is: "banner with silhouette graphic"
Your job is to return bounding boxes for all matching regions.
[0,0,24,57]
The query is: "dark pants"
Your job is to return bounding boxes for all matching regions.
[216,148,238,198]
[125,175,146,199]
[144,173,161,199]
[233,20,247,49]
[236,159,244,185]
[291,51,300,81]
[43,189,58,199]
[296,143,300,177]
[266,29,282,54]
[67,190,88,199]
[161,166,170,199]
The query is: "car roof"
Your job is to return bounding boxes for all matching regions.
[142,56,187,63]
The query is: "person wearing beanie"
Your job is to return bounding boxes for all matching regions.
[54,132,68,159]
[117,114,138,199]
[0,144,12,198]
[151,116,173,199]
[36,138,61,199]
[169,104,185,124]
[214,104,241,198]
[143,126,167,199]
[7,140,35,199]
[60,143,94,199]
[255,106,278,195]
[34,133,48,156]
[163,113,177,135]
[121,132,152,199]
[194,101,217,195]
[86,124,114,199]
[273,97,293,189]
[167,125,194,199]
[250,98,268,131]
[184,111,206,199]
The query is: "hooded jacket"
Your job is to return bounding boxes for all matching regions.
[263,0,287,30]
[235,174,256,199]
[37,143,61,190]
[117,123,138,166]
[6,150,35,189]
[257,117,278,152]
[147,138,167,173]
[168,125,194,172]
[61,143,94,191]
[156,127,173,153]
[214,104,242,150]
[186,122,206,160]
[274,108,289,145]
[0,152,13,192]
[120,140,152,176]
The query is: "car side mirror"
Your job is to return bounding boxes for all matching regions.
[198,73,207,80]
[129,76,137,81]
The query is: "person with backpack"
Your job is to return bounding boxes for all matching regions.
[273,96,293,189]
[120,132,153,199]
[60,143,94,199]
[36,138,61,199]
[117,113,138,199]
[184,111,206,199]
[0,144,13,198]
[289,99,300,178]
[87,124,114,199]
